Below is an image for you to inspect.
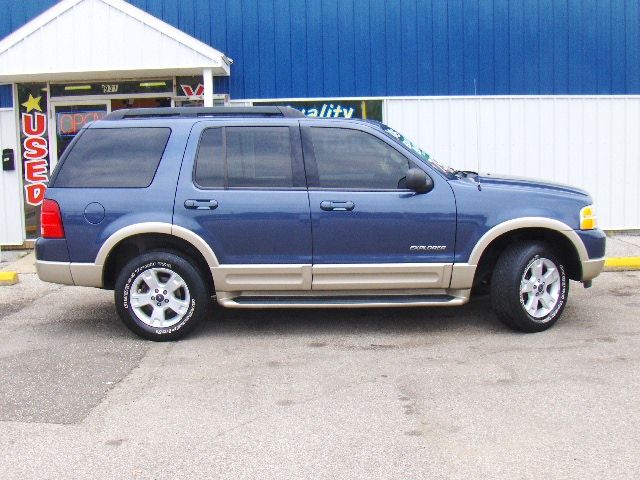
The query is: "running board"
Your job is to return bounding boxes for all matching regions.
[217,292,469,309]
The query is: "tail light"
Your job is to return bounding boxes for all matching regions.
[41,199,65,238]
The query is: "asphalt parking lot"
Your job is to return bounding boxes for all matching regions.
[0,272,639,479]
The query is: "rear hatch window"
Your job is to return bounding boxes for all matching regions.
[53,127,170,188]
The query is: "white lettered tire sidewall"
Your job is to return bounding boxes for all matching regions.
[115,252,208,341]
[491,241,570,333]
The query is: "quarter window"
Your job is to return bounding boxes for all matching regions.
[195,126,294,188]
[309,127,411,189]
[53,127,170,188]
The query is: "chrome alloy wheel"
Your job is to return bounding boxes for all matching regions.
[129,268,191,328]
[520,257,561,320]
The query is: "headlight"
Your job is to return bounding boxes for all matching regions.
[580,205,597,230]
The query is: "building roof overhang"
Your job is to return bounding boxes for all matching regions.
[0,0,231,83]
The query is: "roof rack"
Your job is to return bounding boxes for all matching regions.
[104,106,305,120]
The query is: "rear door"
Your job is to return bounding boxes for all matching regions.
[301,120,457,290]
[174,119,312,291]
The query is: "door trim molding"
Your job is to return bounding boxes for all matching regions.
[312,262,452,290]
[212,264,311,291]
[211,262,454,293]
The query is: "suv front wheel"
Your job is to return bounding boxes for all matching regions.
[114,252,209,341]
[491,241,569,332]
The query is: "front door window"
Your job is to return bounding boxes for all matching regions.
[308,127,411,190]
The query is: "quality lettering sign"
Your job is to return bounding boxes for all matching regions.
[253,99,383,121]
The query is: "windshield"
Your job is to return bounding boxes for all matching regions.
[379,124,456,177]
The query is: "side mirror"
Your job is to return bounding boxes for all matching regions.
[405,168,433,193]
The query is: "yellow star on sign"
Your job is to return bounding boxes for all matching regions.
[21,94,42,112]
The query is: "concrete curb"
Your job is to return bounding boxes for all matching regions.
[0,272,19,286]
[604,257,640,271]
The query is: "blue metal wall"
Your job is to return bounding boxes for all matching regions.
[0,84,12,108]
[1,0,639,99]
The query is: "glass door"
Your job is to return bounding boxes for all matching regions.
[49,101,110,168]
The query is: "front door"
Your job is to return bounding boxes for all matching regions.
[174,119,313,292]
[301,121,457,290]
[49,100,110,168]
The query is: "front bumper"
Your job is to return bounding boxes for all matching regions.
[575,228,607,259]
[581,257,605,282]
[575,228,606,282]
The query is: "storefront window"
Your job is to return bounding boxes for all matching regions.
[252,99,383,121]
[49,80,173,97]
[54,105,108,160]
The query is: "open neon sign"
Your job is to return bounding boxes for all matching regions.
[56,111,106,136]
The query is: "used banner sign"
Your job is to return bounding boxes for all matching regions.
[18,83,50,207]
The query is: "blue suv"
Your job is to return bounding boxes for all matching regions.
[36,106,606,340]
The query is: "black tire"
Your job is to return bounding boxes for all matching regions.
[114,252,209,341]
[491,241,569,332]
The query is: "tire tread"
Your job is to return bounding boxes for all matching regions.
[491,241,568,332]
[114,251,208,341]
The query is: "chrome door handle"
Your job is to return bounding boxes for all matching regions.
[320,200,355,211]
[184,199,218,210]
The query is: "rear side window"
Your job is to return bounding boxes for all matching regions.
[54,127,170,188]
[194,128,224,187]
[195,126,293,188]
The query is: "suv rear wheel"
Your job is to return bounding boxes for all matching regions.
[114,252,208,341]
[491,241,569,332]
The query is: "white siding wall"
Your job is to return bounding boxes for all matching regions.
[385,96,640,230]
[0,106,24,245]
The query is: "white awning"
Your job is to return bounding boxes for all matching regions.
[0,0,231,82]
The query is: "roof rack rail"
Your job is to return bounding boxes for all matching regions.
[103,106,305,120]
